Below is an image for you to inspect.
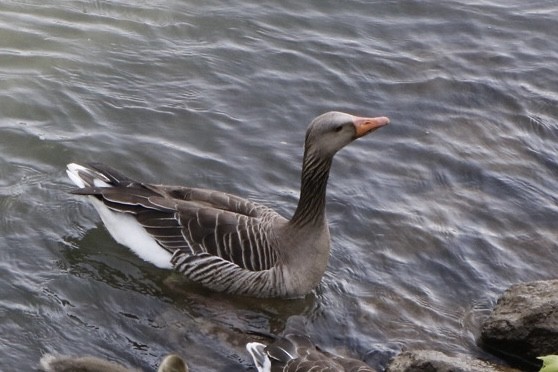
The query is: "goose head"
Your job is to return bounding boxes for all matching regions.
[305,111,390,158]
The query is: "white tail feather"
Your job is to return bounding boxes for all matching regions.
[246,342,271,372]
[67,163,173,269]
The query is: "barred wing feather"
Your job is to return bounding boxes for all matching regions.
[135,197,281,271]
[171,252,285,296]
[73,179,282,272]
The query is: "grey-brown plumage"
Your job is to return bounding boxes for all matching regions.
[247,334,375,372]
[67,112,389,298]
[39,353,187,372]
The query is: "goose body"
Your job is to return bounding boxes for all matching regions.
[67,112,389,298]
[39,353,187,372]
[246,334,375,372]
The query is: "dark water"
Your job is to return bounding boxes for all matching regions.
[1,1,557,370]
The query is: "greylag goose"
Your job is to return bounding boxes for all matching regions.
[66,111,389,298]
[247,334,375,371]
[39,353,187,372]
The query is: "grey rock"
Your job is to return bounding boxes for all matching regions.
[385,350,520,372]
[480,280,558,362]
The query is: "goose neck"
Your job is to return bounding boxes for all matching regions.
[290,151,332,228]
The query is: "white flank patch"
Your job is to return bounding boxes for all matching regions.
[66,163,88,188]
[67,163,173,269]
[90,198,173,269]
[246,342,271,372]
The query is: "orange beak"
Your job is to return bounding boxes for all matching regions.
[353,116,390,138]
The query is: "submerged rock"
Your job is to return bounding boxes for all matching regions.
[385,350,520,372]
[480,280,558,366]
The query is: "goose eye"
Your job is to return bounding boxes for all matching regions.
[334,126,343,133]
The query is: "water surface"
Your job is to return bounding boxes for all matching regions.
[1,1,557,370]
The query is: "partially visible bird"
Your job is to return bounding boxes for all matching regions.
[66,111,389,298]
[246,333,375,372]
[246,315,375,372]
[39,353,188,372]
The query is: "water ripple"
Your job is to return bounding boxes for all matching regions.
[1,0,558,370]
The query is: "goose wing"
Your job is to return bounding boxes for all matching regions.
[68,162,286,297]
[73,182,284,272]
[141,185,284,271]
